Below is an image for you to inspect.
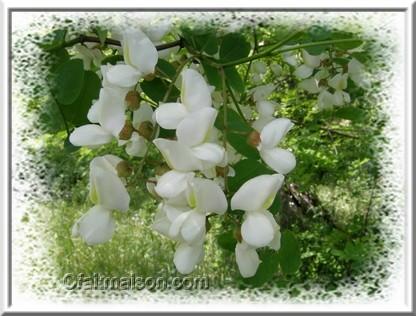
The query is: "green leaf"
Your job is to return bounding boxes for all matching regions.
[224,66,244,94]
[64,135,80,153]
[215,108,259,160]
[244,249,280,287]
[61,71,101,126]
[229,159,272,194]
[140,78,180,103]
[219,33,251,63]
[54,59,85,105]
[202,61,222,90]
[335,39,363,51]
[269,195,282,215]
[217,231,237,252]
[194,32,219,55]
[39,29,67,51]
[334,106,365,122]
[304,44,329,55]
[156,59,176,79]
[308,25,331,41]
[278,231,301,275]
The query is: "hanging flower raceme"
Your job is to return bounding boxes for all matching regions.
[152,175,228,274]
[231,174,284,277]
[154,68,225,173]
[294,50,327,79]
[104,29,158,88]
[255,118,296,175]
[72,155,130,245]
[252,100,279,132]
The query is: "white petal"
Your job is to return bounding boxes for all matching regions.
[154,102,188,129]
[174,242,204,274]
[294,64,314,79]
[231,174,284,212]
[259,118,294,149]
[251,84,275,102]
[256,100,276,117]
[122,29,158,75]
[69,124,113,147]
[241,211,275,248]
[189,178,228,214]
[317,90,335,110]
[271,64,282,76]
[181,68,212,112]
[153,139,203,172]
[72,205,115,245]
[151,204,172,237]
[155,170,194,199]
[235,242,261,278]
[87,99,102,123]
[169,211,191,239]
[176,108,217,147]
[132,102,155,129]
[125,132,147,157]
[252,116,274,132]
[268,229,281,251]
[328,73,348,91]
[99,88,126,137]
[191,143,225,166]
[89,168,130,211]
[90,154,122,174]
[106,64,141,88]
[298,78,321,94]
[302,49,321,68]
[260,148,296,175]
[180,210,206,244]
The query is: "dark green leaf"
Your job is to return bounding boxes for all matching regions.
[244,249,280,287]
[334,106,365,122]
[194,33,219,55]
[202,61,222,90]
[61,71,101,126]
[335,39,363,50]
[39,29,67,51]
[224,66,244,94]
[215,107,250,133]
[64,135,80,153]
[140,78,180,103]
[304,44,329,55]
[278,231,301,274]
[54,59,85,105]
[269,195,282,215]
[308,25,331,41]
[219,33,251,63]
[229,159,272,194]
[156,59,176,79]
[217,231,237,252]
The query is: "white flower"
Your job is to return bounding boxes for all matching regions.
[155,68,212,129]
[257,118,296,175]
[317,90,336,110]
[73,44,104,70]
[281,46,299,66]
[105,29,158,88]
[252,100,277,132]
[328,73,350,106]
[270,63,282,77]
[294,50,326,79]
[69,87,126,147]
[124,103,156,157]
[250,83,276,102]
[72,205,115,246]
[348,58,371,89]
[235,241,261,278]
[72,155,130,245]
[231,174,283,249]
[174,241,205,274]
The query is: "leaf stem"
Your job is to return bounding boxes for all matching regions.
[220,67,229,194]
[220,37,361,68]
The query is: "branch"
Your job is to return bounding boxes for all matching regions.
[62,35,183,51]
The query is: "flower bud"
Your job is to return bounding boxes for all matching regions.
[125,90,141,111]
[247,130,261,148]
[118,120,134,140]
[155,164,170,176]
[116,160,132,178]
[233,227,242,243]
[143,73,156,81]
[137,121,154,141]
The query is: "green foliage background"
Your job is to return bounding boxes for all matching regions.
[14,16,395,299]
